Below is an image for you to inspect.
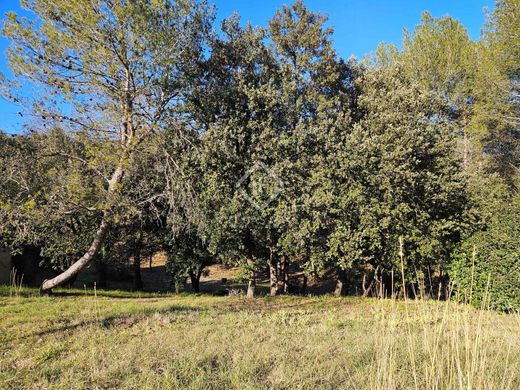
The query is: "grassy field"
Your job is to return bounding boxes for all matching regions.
[0,286,519,389]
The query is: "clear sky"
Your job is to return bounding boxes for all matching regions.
[0,0,493,134]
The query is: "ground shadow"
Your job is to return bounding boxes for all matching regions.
[13,304,205,342]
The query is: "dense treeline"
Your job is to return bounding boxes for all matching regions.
[0,0,518,310]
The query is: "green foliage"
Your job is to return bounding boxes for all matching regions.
[362,1,519,306]
[402,12,475,100]
[322,64,471,288]
[0,0,213,285]
[451,181,520,311]
[267,1,357,277]
[166,232,212,291]
[185,14,276,272]
[475,0,520,183]
[0,0,518,308]
[0,129,104,269]
[447,0,520,311]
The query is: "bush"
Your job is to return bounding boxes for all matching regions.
[451,194,520,312]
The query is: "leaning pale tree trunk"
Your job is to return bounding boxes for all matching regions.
[40,67,134,295]
[40,162,127,294]
[41,59,139,295]
[41,71,134,295]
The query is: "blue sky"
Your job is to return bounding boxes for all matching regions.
[0,0,493,134]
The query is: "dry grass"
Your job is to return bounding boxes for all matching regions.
[0,286,518,389]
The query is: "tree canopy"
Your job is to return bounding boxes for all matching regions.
[0,0,518,310]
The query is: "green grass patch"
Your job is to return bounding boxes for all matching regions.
[0,286,518,389]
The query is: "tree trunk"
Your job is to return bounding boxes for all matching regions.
[362,265,379,298]
[277,257,288,294]
[40,218,110,295]
[95,259,107,289]
[133,245,143,291]
[300,273,308,295]
[189,271,201,293]
[334,269,348,297]
[247,271,256,298]
[281,258,289,294]
[334,278,345,297]
[174,278,185,294]
[40,163,126,294]
[268,255,278,296]
[399,235,407,301]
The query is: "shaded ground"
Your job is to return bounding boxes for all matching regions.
[71,255,339,296]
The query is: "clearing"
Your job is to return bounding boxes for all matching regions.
[1,286,519,389]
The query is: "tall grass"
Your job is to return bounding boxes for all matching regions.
[367,271,518,389]
[8,268,23,298]
[369,296,518,389]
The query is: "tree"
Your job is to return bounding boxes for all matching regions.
[166,231,212,293]
[399,8,519,184]
[0,129,103,277]
[1,0,212,293]
[323,63,472,296]
[476,0,520,184]
[388,4,518,306]
[184,14,278,297]
[266,1,358,294]
[401,12,476,169]
[449,0,520,311]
